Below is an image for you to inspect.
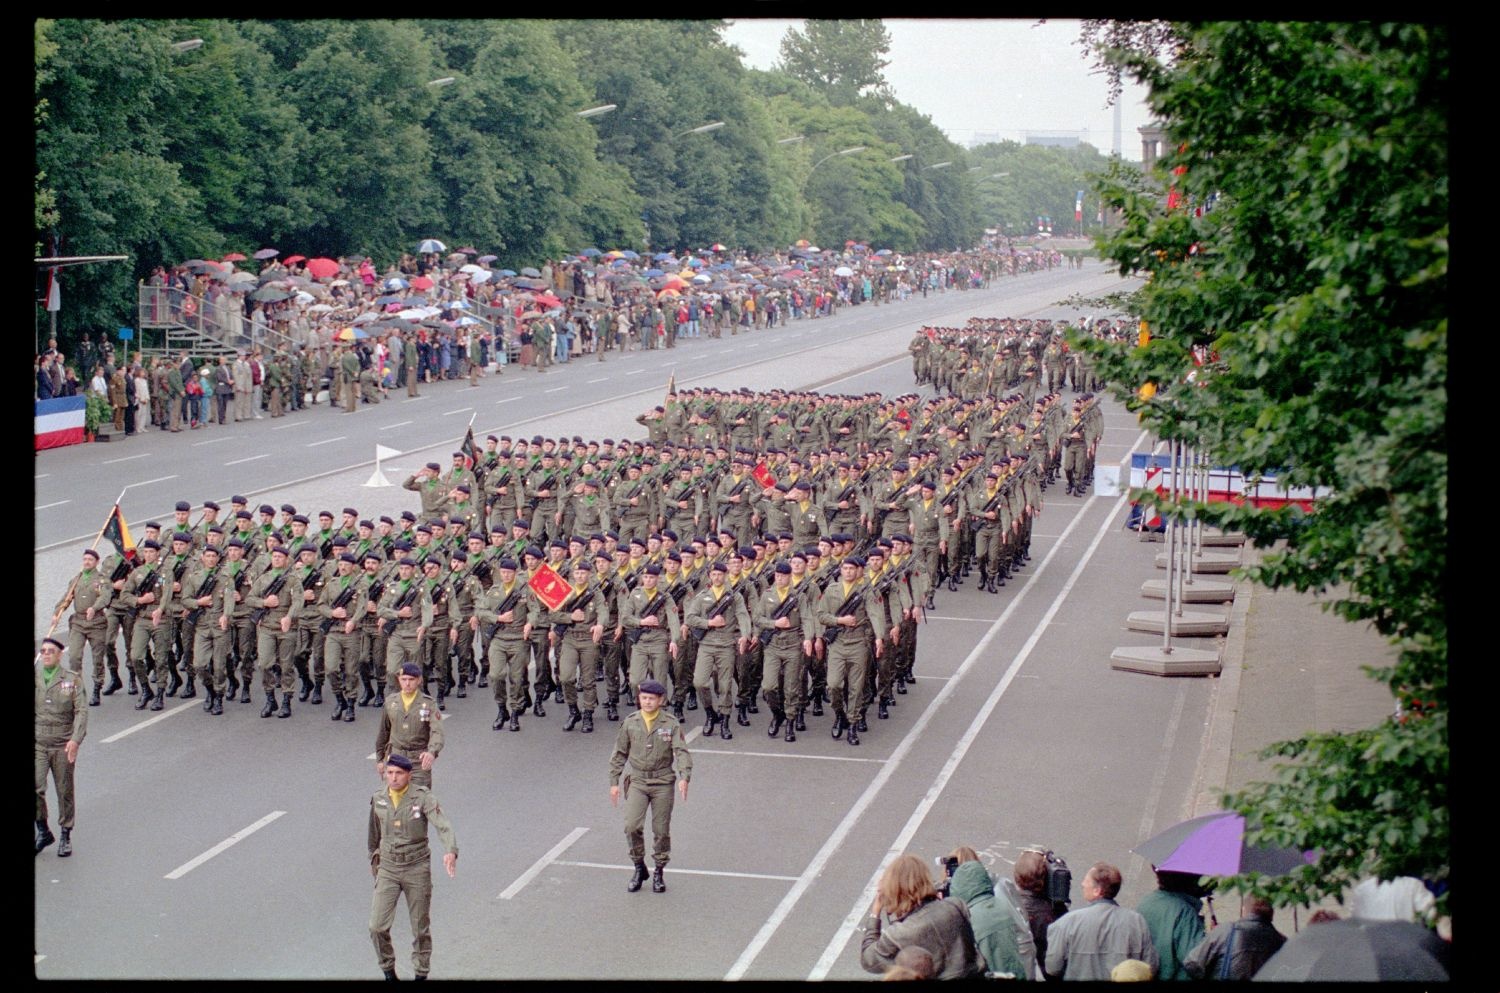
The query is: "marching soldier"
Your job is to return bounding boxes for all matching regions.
[53,548,114,706]
[320,552,370,722]
[246,544,303,719]
[375,663,445,789]
[122,539,170,711]
[754,561,815,742]
[36,637,86,858]
[367,753,457,981]
[815,554,887,747]
[608,679,691,894]
[473,558,535,732]
[544,561,609,733]
[684,561,751,740]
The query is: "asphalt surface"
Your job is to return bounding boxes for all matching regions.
[36,262,1224,981]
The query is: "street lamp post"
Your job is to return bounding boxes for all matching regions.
[170,38,203,52]
[776,135,806,145]
[927,161,953,171]
[887,154,914,164]
[578,104,617,119]
[676,121,725,138]
[810,146,866,172]
[427,77,456,88]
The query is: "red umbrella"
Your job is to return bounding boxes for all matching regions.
[410,275,435,291]
[284,254,307,265]
[221,252,247,262]
[534,293,563,309]
[305,257,340,280]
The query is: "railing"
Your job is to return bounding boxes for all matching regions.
[137,284,298,360]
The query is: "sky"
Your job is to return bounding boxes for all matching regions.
[721,18,1155,161]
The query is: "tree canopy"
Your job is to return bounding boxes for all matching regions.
[1078,21,1448,912]
[35,18,1112,352]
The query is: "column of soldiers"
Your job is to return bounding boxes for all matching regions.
[56,337,1111,750]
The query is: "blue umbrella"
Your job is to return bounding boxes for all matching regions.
[384,277,409,290]
[611,258,631,268]
[620,250,640,260]
[498,269,517,277]
[652,252,674,261]
[376,294,403,306]
[579,247,602,257]
[644,268,665,277]
[520,266,542,278]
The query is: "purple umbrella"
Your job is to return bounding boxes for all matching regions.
[253,248,280,260]
[1133,811,1313,877]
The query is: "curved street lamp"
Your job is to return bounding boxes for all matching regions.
[776,135,806,145]
[811,145,867,171]
[427,77,456,88]
[170,38,204,52]
[927,160,954,170]
[888,154,914,164]
[676,121,725,138]
[577,104,617,118]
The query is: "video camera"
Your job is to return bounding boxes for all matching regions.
[1040,849,1072,905]
[935,855,960,898]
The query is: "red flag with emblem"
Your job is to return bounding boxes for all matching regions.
[527,561,572,611]
[751,461,776,489]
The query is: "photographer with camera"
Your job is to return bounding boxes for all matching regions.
[1043,862,1158,980]
[1000,848,1073,978]
[943,847,1037,980]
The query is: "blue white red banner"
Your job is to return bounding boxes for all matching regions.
[35,395,86,451]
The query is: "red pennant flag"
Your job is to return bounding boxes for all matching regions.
[751,461,776,489]
[894,408,911,428]
[527,561,572,612]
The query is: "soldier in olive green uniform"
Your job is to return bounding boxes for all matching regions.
[219,537,258,702]
[181,545,227,714]
[368,753,457,981]
[122,540,171,710]
[375,663,445,789]
[246,545,303,718]
[684,561,752,740]
[618,563,682,703]
[403,463,450,519]
[754,561,815,742]
[36,638,86,857]
[320,552,370,722]
[815,555,887,746]
[472,559,535,732]
[608,680,691,894]
[53,549,114,705]
[377,557,434,688]
[543,562,610,733]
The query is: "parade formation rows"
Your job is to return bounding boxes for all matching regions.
[48,316,1123,766]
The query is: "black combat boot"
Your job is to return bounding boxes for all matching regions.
[747,698,759,714]
[436,682,447,712]
[203,686,215,712]
[278,692,292,718]
[372,682,386,708]
[768,709,784,738]
[343,698,356,722]
[89,684,101,707]
[135,682,152,710]
[847,724,861,746]
[651,866,666,893]
[685,688,698,711]
[383,968,399,981]
[607,701,620,722]
[794,709,807,732]
[57,828,72,858]
[831,711,847,740]
[180,669,197,700]
[563,705,581,731]
[331,694,347,721]
[210,691,224,716]
[580,711,594,734]
[896,675,908,695]
[128,669,140,695]
[103,665,123,696]
[878,698,890,720]
[261,691,277,718]
[532,694,546,719]
[150,687,165,711]
[627,862,648,893]
[226,669,238,697]
[239,683,252,703]
[671,702,683,721]
[785,717,797,742]
[720,715,733,740]
[509,714,520,732]
[358,674,375,707]
[166,665,182,697]
[855,713,869,733]
[310,680,323,705]
[811,694,824,717]
[736,704,750,727]
[455,673,466,699]
[35,820,55,854]
[476,668,488,688]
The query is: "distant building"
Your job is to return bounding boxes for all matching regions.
[966,132,1002,149]
[1139,123,1168,169]
[1024,132,1080,149]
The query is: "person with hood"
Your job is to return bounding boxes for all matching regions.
[948,853,1037,979]
[1136,869,1207,981]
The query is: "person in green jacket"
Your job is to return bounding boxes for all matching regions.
[949,857,1036,979]
[1136,869,1208,981]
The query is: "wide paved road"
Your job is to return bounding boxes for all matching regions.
[38,262,1223,981]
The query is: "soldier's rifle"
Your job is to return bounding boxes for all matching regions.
[379,584,422,637]
[687,590,737,643]
[482,587,527,641]
[247,571,290,625]
[318,579,361,635]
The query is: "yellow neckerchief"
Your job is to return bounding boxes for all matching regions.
[889,552,906,569]
[986,482,999,499]
[790,572,805,589]
[867,564,885,583]
[841,580,856,598]
[389,784,408,809]
[709,581,725,601]
[642,709,659,733]
[400,689,419,711]
[798,499,811,513]
[775,583,790,603]
[922,497,934,511]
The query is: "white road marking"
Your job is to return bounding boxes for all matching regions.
[691,748,884,764]
[164,811,286,879]
[925,615,995,622]
[401,397,428,404]
[128,474,178,487]
[497,826,589,900]
[552,860,798,882]
[192,436,233,446]
[495,397,520,405]
[807,473,1139,979]
[381,421,413,430]
[224,454,267,466]
[685,727,703,744]
[587,378,608,384]
[36,500,70,511]
[306,436,346,447]
[35,955,45,965]
[102,699,198,743]
[271,422,300,431]
[36,474,50,479]
[102,453,151,465]
[544,387,566,394]
[442,407,473,416]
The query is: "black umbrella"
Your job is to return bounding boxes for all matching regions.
[1253,919,1448,982]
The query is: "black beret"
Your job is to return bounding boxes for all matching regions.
[523,545,543,559]
[709,561,727,573]
[226,538,244,549]
[845,555,866,568]
[498,558,519,571]
[512,519,530,529]
[774,562,792,574]
[339,553,358,564]
[379,516,395,526]
[661,529,678,541]
[81,548,100,560]
[638,679,668,697]
[400,511,418,522]
[342,507,358,518]
[201,544,220,555]
[270,545,289,557]
[172,532,192,544]
[398,556,416,567]
[141,539,161,550]
[425,462,441,471]
[259,504,276,515]
[644,564,662,575]
[319,510,335,519]
[231,495,248,505]
[203,501,220,511]
[451,551,468,562]
[175,501,192,512]
[292,515,309,525]
[280,503,296,514]
[385,754,413,772]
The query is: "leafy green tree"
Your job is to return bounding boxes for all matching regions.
[776,19,892,106]
[1080,22,1448,911]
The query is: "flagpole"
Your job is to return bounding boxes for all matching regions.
[43,496,123,657]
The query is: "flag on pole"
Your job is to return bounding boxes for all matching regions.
[46,268,61,312]
[664,370,676,406]
[101,504,137,563]
[460,424,478,472]
[527,561,573,612]
[751,461,776,489]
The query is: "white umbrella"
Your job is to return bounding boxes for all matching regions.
[307,303,336,313]
[459,263,483,274]
[417,239,447,254]
[470,270,493,285]
[834,265,854,277]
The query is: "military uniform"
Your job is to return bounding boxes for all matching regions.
[607,698,691,883]
[754,572,815,740]
[56,559,113,702]
[684,573,751,737]
[36,651,86,854]
[367,770,457,979]
[375,683,445,789]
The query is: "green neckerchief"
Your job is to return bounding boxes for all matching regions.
[43,665,61,688]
